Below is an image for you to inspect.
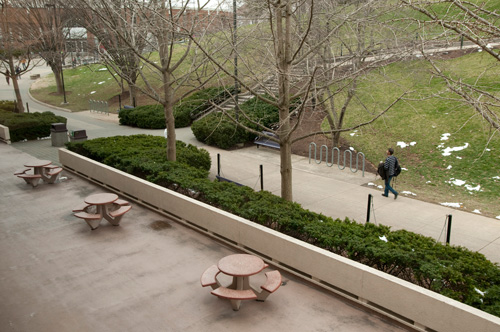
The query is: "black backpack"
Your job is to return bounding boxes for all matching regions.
[394,158,401,177]
[377,162,386,180]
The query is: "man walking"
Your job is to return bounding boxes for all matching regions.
[382,148,399,199]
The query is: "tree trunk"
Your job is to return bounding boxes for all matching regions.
[9,59,24,113]
[52,65,64,95]
[276,2,293,201]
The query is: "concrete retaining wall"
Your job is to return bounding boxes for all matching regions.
[0,124,11,144]
[59,148,500,332]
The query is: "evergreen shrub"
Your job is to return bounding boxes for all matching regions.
[118,87,235,129]
[191,95,282,149]
[0,109,67,142]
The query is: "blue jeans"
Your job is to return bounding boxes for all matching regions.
[384,176,398,197]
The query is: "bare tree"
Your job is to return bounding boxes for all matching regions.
[75,0,222,161]
[189,0,409,201]
[15,0,70,98]
[400,0,500,130]
[69,1,147,105]
[0,0,38,112]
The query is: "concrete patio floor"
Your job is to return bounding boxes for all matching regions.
[0,143,411,332]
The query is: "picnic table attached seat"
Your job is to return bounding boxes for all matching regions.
[256,270,282,301]
[74,212,102,230]
[201,265,221,290]
[17,174,42,187]
[107,204,132,226]
[211,287,257,311]
[45,167,63,184]
[14,168,31,175]
[72,202,92,213]
[114,199,130,206]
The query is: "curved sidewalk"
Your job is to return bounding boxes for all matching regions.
[4,64,500,265]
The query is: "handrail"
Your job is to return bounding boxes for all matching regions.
[308,142,365,176]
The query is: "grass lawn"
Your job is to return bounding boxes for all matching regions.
[333,51,500,218]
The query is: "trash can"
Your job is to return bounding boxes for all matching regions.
[50,123,68,147]
[69,129,88,142]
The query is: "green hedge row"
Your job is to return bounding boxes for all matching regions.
[0,107,67,142]
[118,86,236,129]
[68,135,500,317]
[65,135,211,174]
[191,95,281,149]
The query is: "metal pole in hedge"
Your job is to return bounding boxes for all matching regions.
[446,215,452,245]
[366,194,372,223]
[217,153,221,178]
[260,165,263,191]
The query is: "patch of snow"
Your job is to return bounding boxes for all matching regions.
[465,184,481,191]
[377,185,383,189]
[426,181,431,184]
[98,68,107,71]
[448,179,466,186]
[90,91,96,94]
[350,132,356,136]
[493,176,500,180]
[496,216,500,220]
[367,182,376,187]
[401,191,417,196]
[441,143,469,156]
[472,209,481,214]
[98,81,105,85]
[379,235,388,243]
[401,167,408,171]
[456,156,462,159]
[349,147,354,151]
[446,165,452,170]
[397,141,408,148]
[440,133,451,141]
[486,148,491,151]
[475,287,485,296]
[440,202,462,208]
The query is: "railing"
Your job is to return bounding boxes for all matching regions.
[308,142,365,176]
[88,99,109,115]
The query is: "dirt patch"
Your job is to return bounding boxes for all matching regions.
[289,107,378,174]
[149,220,172,230]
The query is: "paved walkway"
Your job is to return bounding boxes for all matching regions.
[4,63,500,265]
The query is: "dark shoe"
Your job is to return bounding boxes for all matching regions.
[381,194,388,197]
[394,193,398,200]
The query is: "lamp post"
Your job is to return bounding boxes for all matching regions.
[46,3,67,104]
[233,0,239,120]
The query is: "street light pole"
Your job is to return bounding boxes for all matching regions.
[46,3,67,104]
[233,0,238,121]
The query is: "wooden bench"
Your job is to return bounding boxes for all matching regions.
[256,270,282,301]
[74,212,102,230]
[201,265,221,290]
[211,287,257,311]
[254,131,280,150]
[14,168,31,175]
[107,205,132,226]
[17,174,42,187]
[114,199,130,206]
[45,167,63,184]
[72,203,92,213]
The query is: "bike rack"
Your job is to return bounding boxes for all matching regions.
[308,142,365,176]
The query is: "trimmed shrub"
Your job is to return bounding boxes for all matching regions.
[0,109,67,142]
[191,95,280,149]
[69,135,500,317]
[118,86,236,129]
[0,100,17,112]
[66,134,211,173]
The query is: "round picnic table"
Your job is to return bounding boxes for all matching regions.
[23,160,52,168]
[84,193,118,206]
[218,254,266,277]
